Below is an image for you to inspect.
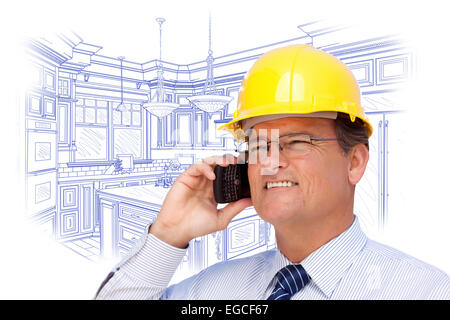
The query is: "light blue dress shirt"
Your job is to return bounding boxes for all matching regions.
[96,216,449,299]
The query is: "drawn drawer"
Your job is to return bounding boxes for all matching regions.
[118,221,145,248]
[118,203,158,226]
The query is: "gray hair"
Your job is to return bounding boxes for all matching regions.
[334,112,370,154]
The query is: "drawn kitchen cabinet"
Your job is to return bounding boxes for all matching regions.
[60,185,78,211]
[26,129,57,173]
[354,111,406,238]
[175,110,194,147]
[117,203,158,255]
[373,111,407,231]
[34,209,57,239]
[222,207,272,261]
[96,185,168,258]
[42,96,56,120]
[26,93,56,120]
[205,111,223,147]
[26,170,57,217]
[117,222,143,254]
[201,207,275,272]
[57,182,94,239]
[27,93,43,117]
[57,101,71,148]
[60,210,79,236]
[43,68,56,93]
[100,181,123,190]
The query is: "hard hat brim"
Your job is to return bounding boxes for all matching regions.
[218,109,373,141]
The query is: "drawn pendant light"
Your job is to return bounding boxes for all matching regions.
[116,56,128,112]
[187,13,233,113]
[142,17,180,118]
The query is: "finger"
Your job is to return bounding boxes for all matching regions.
[184,162,216,180]
[216,197,253,230]
[203,154,238,167]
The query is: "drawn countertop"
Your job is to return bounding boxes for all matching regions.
[97,184,171,207]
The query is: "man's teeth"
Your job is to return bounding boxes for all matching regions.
[266,181,297,189]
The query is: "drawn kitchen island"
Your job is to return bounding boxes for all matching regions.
[96,184,276,275]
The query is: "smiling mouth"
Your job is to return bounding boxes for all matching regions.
[265,181,299,189]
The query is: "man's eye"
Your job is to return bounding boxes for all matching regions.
[289,140,309,145]
[286,140,310,149]
[249,144,269,152]
[249,146,262,152]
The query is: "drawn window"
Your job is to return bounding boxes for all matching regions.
[113,128,142,159]
[85,107,96,123]
[132,111,141,126]
[112,103,143,159]
[75,98,109,161]
[206,112,222,145]
[226,87,240,118]
[97,109,107,124]
[76,99,109,126]
[176,113,192,145]
[111,103,142,127]
[164,113,173,146]
[74,98,143,161]
[58,79,70,96]
[122,110,131,125]
[75,127,108,161]
[195,113,203,146]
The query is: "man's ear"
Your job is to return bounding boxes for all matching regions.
[348,144,370,185]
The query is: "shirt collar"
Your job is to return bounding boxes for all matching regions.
[265,215,367,298]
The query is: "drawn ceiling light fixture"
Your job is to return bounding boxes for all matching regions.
[142,17,180,118]
[187,13,233,113]
[115,56,128,112]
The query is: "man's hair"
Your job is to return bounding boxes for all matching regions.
[334,112,370,154]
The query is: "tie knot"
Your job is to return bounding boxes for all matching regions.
[268,264,311,300]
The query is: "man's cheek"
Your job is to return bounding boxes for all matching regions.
[248,171,262,202]
[300,171,330,201]
[299,173,315,196]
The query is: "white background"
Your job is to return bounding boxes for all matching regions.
[0,0,449,299]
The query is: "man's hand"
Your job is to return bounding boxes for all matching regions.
[149,154,253,248]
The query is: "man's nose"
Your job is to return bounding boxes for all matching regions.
[260,145,288,175]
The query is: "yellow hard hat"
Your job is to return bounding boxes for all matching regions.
[218,44,373,141]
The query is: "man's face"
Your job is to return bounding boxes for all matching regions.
[247,117,353,227]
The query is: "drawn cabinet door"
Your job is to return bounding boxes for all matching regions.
[58,183,94,238]
[354,111,406,239]
[79,183,94,234]
[27,130,57,173]
[378,112,408,233]
[354,113,383,238]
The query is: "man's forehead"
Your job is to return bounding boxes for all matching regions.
[241,112,337,132]
[247,116,334,139]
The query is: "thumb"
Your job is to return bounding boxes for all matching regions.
[216,198,253,230]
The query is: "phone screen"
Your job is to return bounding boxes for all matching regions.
[213,163,251,203]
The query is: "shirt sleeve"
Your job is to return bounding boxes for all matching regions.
[95,229,188,300]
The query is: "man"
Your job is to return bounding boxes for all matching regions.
[95,45,449,299]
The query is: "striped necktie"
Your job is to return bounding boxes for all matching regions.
[267,264,311,300]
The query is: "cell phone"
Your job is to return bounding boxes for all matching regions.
[213,163,251,203]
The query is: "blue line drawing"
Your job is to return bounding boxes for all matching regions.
[22,19,413,279]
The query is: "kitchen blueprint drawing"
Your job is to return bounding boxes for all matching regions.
[21,10,415,284]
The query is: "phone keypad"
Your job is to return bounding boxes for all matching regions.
[224,165,240,202]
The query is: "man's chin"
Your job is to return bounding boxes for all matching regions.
[256,204,302,225]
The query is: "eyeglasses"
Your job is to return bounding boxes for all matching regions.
[237,133,340,162]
